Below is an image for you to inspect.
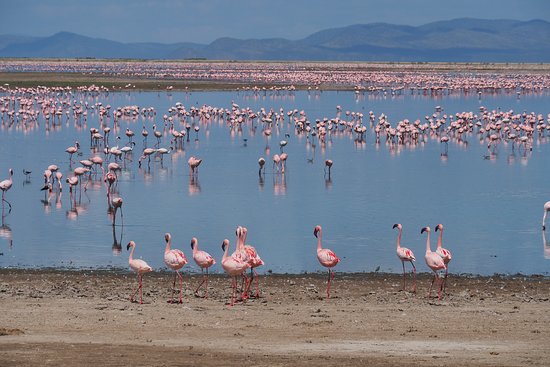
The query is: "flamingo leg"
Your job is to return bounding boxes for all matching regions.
[194,269,206,296]
[254,268,260,298]
[411,262,417,293]
[205,268,209,299]
[177,270,184,304]
[428,272,436,299]
[230,276,237,307]
[402,261,406,291]
[326,269,332,298]
[167,272,177,303]
[130,274,141,303]
[139,274,144,304]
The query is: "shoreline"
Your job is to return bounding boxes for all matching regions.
[1,268,549,366]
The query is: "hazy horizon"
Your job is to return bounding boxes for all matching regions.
[2,0,549,44]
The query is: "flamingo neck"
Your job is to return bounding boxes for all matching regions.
[396,228,402,249]
[425,231,431,254]
[164,238,171,254]
[192,241,197,255]
[437,229,443,249]
[222,241,229,261]
[317,230,322,251]
[129,245,135,263]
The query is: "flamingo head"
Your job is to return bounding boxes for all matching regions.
[393,223,402,230]
[127,241,136,250]
[190,237,197,249]
[221,239,229,251]
[8,168,13,176]
[313,225,322,238]
[435,224,443,232]
[75,141,80,148]
[235,226,242,237]
[164,233,171,242]
[421,226,431,234]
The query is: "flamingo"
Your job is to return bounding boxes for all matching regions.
[543,201,550,230]
[65,141,80,163]
[110,196,123,226]
[258,157,266,176]
[127,241,153,304]
[241,227,265,298]
[138,148,156,167]
[190,237,216,298]
[421,226,446,300]
[0,169,13,210]
[393,223,416,292]
[163,233,188,304]
[435,224,452,293]
[314,225,340,298]
[272,154,280,173]
[324,159,333,176]
[221,238,251,306]
[188,156,202,176]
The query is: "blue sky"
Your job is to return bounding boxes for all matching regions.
[2,0,549,44]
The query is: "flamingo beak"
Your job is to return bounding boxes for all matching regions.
[221,242,226,251]
[314,229,318,238]
[421,227,427,234]
[392,223,399,229]
[190,241,195,249]
[126,243,131,250]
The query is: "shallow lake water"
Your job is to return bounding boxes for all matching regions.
[1,88,549,276]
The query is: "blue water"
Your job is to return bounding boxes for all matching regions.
[1,89,549,276]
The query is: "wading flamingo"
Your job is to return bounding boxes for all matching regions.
[543,201,550,230]
[393,223,416,292]
[65,141,80,163]
[314,225,340,298]
[421,226,446,300]
[221,238,251,306]
[127,241,153,304]
[435,224,452,293]
[0,169,13,211]
[164,233,188,304]
[258,157,266,176]
[188,156,202,176]
[324,159,333,176]
[191,237,216,298]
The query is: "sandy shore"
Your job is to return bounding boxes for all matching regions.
[0,269,549,366]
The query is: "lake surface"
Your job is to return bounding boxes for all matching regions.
[1,88,549,276]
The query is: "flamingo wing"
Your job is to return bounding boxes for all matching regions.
[164,249,187,269]
[194,250,216,268]
[317,249,340,267]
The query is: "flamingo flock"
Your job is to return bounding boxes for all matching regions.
[1,61,549,306]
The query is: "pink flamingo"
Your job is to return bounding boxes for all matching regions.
[324,159,333,176]
[421,226,446,300]
[435,224,452,293]
[272,154,281,173]
[190,237,216,298]
[221,238,251,306]
[543,201,550,230]
[65,141,80,163]
[164,233,188,304]
[314,225,340,298]
[258,157,266,176]
[241,227,265,298]
[0,168,13,210]
[110,196,123,226]
[188,156,202,176]
[127,241,153,304]
[393,223,416,292]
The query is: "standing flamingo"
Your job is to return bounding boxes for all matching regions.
[65,141,80,163]
[324,159,333,176]
[110,196,123,226]
[188,156,202,176]
[543,201,550,230]
[190,237,216,298]
[421,226,446,300]
[435,224,452,293]
[258,157,266,176]
[241,227,265,298]
[314,225,340,298]
[221,238,251,306]
[393,223,416,293]
[127,241,153,304]
[164,233,188,304]
[0,169,13,211]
